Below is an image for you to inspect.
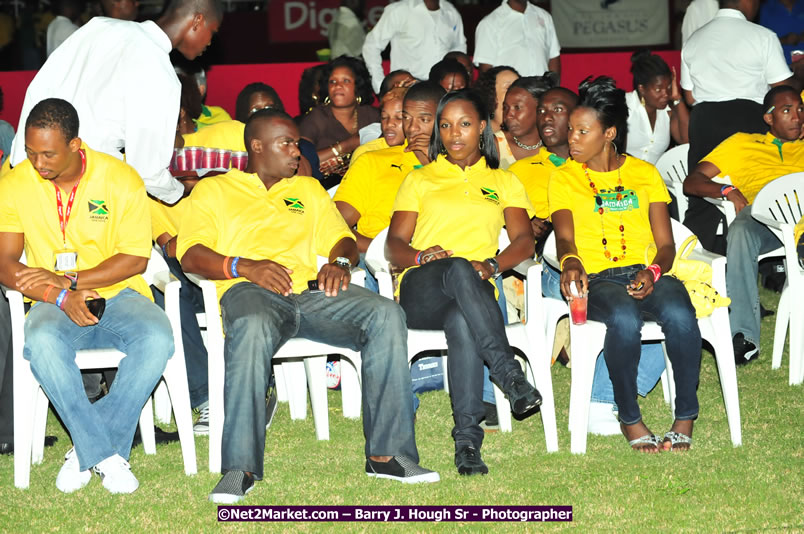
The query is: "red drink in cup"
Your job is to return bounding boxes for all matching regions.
[231,151,248,170]
[173,149,188,171]
[569,295,588,325]
[202,148,218,169]
[217,149,231,169]
[184,146,202,169]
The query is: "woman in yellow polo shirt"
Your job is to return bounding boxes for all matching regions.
[550,76,701,453]
[387,89,542,476]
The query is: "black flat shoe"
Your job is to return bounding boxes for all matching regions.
[0,435,57,455]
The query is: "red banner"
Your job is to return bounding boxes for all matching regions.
[268,0,390,43]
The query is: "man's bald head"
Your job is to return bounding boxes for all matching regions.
[244,109,294,149]
[244,109,301,179]
[160,0,224,60]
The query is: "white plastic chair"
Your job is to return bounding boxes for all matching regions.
[655,144,689,220]
[751,172,804,385]
[543,220,741,453]
[365,228,559,452]
[6,248,197,489]
[187,262,365,474]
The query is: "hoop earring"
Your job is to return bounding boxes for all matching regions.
[479,136,485,151]
[610,140,618,155]
[356,95,362,105]
[323,95,331,106]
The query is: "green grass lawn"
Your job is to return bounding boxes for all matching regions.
[1,287,802,533]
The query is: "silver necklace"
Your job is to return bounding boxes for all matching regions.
[512,136,542,151]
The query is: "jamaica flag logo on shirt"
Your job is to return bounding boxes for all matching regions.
[480,187,500,205]
[283,197,305,214]
[88,199,109,222]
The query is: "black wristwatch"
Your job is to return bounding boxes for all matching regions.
[333,257,352,272]
[485,257,501,279]
[64,271,78,291]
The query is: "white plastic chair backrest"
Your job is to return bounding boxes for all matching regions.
[365,227,390,274]
[751,172,804,230]
[327,184,339,198]
[655,144,688,186]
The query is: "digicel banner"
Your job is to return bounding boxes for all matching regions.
[268,0,390,43]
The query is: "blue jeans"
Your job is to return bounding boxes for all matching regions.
[399,258,528,450]
[726,205,782,347]
[542,262,666,405]
[357,253,379,294]
[151,252,209,408]
[23,289,172,471]
[587,265,701,425]
[219,282,418,480]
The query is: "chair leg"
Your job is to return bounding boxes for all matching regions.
[492,384,512,433]
[13,358,38,489]
[529,351,558,453]
[139,398,156,455]
[208,351,225,474]
[304,356,330,441]
[710,310,742,446]
[153,379,173,424]
[282,360,308,420]
[441,352,450,394]
[568,323,604,454]
[31,387,49,465]
[339,354,362,419]
[789,307,803,385]
[273,363,288,403]
[162,357,198,475]
[772,287,790,370]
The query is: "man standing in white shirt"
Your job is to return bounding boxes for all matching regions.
[9,0,224,206]
[681,0,718,46]
[46,0,84,57]
[679,0,795,253]
[473,0,560,77]
[362,0,466,94]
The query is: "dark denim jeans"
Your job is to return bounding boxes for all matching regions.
[587,265,701,425]
[151,252,209,409]
[399,257,526,450]
[219,282,418,480]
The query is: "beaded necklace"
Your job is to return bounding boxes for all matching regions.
[583,158,627,262]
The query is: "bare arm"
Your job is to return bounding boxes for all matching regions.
[547,56,561,77]
[683,160,748,212]
[385,211,451,267]
[625,202,676,301]
[335,200,373,253]
[473,207,535,281]
[316,236,359,297]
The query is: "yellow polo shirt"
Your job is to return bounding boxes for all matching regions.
[177,169,355,300]
[393,155,533,286]
[795,216,804,245]
[548,156,671,275]
[509,147,567,219]
[334,143,422,239]
[182,120,246,152]
[702,132,804,204]
[0,146,153,300]
[351,137,389,164]
[149,197,188,242]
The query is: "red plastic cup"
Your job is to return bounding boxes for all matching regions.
[570,295,588,325]
[231,151,248,170]
[184,146,203,169]
[217,149,231,169]
[173,150,188,171]
[202,147,218,169]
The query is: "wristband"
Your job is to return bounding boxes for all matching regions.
[56,289,68,309]
[720,184,735,198]
[559,253,583,271]
[415,251,423,265]
[231,256,241,278]
[42,284,56,303]
[646,263,662,283]
[223,256,233,279]
[331,144,340,157]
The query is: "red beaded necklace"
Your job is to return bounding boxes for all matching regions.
[583,159,627,263]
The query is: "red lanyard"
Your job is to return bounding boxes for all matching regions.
[54,150,86,245]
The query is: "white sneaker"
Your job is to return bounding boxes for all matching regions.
[93,454,139,494]
[56,447,91,493]
[194,401,210,435]
[587,402,622,436]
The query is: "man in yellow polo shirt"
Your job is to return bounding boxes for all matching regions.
[684,85,804,365]
[178,109,439,504]
[0,98,172,494]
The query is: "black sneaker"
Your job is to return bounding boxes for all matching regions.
[733,333,759,366]
[501,372,542,414]
[265,386,278,430]
[454,443,488,476]
[365,456,440,484]
[479,401,499,432]
[209,470,255,504]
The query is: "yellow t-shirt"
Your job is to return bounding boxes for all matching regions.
[393,155,533,285]
[177,169,355,300]
[351,137,389,164]
[548,156,671,275]
[149,197,188,241]
[195,105,232,129]
[334,143,422,239]
[702,132,804,204]
[509,147,567,219]
[0,146,153,300]
[182,120,246,152]
[795,215,804,245]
